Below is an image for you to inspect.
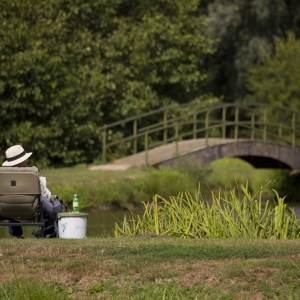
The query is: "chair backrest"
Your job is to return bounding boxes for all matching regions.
[0,166,41,220]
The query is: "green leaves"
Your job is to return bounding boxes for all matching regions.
[0,0,216,166]
[205,0,300,102]
[115,184,300,239]
[246,32,300,110]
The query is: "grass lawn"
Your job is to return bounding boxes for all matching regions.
[1,159,300,299]
[1,238,300,299]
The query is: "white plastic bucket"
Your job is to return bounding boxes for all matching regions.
[57,213,88,239]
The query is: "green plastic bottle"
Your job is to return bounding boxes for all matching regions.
[73,194,79,213]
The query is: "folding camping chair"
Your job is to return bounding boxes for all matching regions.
[0,166,45,237]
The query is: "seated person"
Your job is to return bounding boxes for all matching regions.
[2,145,56,238]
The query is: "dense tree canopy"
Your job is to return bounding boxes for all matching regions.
[0,0,217,166]
[1,0,300,167]
[204,0,300,103]
[246,32,300,110]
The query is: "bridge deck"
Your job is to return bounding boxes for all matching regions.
[89,138,237,170]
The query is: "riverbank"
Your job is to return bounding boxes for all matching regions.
[1,237,300,299]
[40,157,298,211]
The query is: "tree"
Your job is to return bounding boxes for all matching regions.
[204,0,300,103]
[0,0,217,166]
[246,32,300,110]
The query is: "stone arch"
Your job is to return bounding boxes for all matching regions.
[157,141,300,170]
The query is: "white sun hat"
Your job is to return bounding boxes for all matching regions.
[2,145,33,166]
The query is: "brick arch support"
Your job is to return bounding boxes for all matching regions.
[157,141,300,170]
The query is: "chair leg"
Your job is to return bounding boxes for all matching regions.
[40,226,45,238]
[54,220,59,238]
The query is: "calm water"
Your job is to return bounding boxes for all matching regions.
[1,203,300,238]
[0,211,133,239]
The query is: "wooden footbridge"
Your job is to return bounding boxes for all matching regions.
[90,103,300,171]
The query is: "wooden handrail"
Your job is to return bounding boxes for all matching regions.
[99,103,300,163]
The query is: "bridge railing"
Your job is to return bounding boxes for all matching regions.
[99,103,300,164]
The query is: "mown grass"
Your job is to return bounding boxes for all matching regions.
[1,158,299,299]
[0,277,67,300]
[1,238,300,299]
[39,158,296,211]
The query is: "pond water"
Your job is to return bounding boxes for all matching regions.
[0,211,134,239]
[1,202,300,239]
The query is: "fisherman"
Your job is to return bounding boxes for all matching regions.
[2,145,57,238]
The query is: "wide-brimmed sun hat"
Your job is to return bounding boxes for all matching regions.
[2,145,32,166]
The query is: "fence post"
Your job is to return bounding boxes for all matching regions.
[102,125,107,164]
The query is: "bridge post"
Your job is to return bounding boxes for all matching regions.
[292,112,295,148]
[251,112,255,140]
[278,123,282,140]
[263,107,267,142]
[164,111,167,144]
[175,125,178,157]
[144,131,149,166]
[102,125,107,164]
[193,112,197,139]
[222,107,226,139]
[205,110,210,147]
[133,119,137,154]
[234,106,239,140]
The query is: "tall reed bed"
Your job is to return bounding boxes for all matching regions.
[114,184,300,239]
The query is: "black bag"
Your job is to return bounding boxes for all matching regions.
[31,195,69,238]
[41,195,68,220]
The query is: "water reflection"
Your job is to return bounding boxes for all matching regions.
[0,211,136,239]
[86,210,135,237]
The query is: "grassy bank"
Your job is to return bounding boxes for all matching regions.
[40,158,297,211]
[1,238,300,299]
[2,159,300,299]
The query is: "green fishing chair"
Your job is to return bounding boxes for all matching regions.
[0,166,45,237]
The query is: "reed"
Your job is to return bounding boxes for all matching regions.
[114,183,300,239]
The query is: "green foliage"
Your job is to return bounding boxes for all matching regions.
[133,168,198,200]
[51,183,97,210]
[270,170,300,202]
[246,32,300,110]
[202,158,254,191]
[46,163,208,210]
[205,0,300,103]
[0,0,216,167]
[44,159,300,211]
[88,282,104,294]
[115,184,300,239]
